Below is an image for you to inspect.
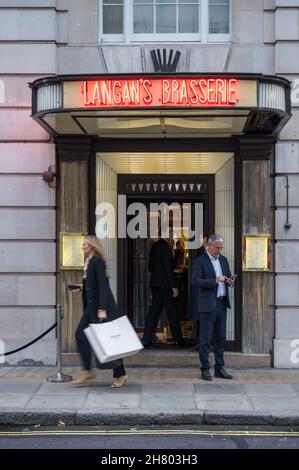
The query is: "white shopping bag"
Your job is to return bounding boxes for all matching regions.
[84,315,143,363]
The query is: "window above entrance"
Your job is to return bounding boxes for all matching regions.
[99,0,231,43]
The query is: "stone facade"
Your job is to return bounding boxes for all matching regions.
[272,2,299,368]
[0,0,58,365]
[0,0,298,366]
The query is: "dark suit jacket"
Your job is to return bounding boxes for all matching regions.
[191,251,232,317]
[85,255,121,323]
[196,245,207,258]
[148,238,176,288]
[186,246,206,320]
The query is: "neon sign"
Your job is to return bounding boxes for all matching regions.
[81,77,238,108]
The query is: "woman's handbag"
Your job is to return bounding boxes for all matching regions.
[84,315,143,363]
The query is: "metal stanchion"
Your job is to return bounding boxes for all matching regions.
[47,304,72,383]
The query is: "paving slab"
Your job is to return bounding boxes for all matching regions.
[195,394,253,411]
[0,380,41,394]
[249,396,299,411]
[26,395,87,409]
[245,383,298,396]
[36,382,89,396]
[84,392,141,409]
[194,383,247,394]
[142,383,193,394]
[141,395,196,410]
[0,393,32,408]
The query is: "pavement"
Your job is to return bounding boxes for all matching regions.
[1,365,299,426]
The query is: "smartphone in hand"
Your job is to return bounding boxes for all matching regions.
[226,274,237,286]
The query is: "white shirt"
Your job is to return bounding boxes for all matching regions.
[207,252,226,297]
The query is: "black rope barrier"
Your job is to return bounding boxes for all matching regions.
[0,322,57,357]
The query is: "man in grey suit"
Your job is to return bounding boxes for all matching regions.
[191,234,235,381]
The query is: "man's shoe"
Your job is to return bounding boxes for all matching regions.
[214,368,233,379]
[201,370,213,381]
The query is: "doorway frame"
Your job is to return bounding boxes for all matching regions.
[89,137,242,351]
[118,173,214,336]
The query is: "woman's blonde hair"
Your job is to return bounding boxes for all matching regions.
[84,235,110,277]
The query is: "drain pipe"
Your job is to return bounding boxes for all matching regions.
[275,174,292,230]
[283,175,291,230]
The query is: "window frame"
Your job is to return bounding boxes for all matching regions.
[207,0,232,42]
[99,0,125,43]
[99,0,232,44]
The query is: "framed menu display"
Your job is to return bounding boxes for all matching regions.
[60,233,84,270]
[243,234,271,272]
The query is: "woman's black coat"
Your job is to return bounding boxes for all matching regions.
[84,255,121,324]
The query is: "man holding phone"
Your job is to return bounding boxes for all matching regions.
[191,234,236,381]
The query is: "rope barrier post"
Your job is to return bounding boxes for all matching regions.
[47,305,72,383]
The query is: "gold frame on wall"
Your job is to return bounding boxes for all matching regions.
[242,234,271,272]
[60,232,85,270]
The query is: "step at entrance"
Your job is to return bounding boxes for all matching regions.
[62,351,271,368]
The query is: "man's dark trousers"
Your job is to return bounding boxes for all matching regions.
[199,297,227,371]
[143,287,183,344]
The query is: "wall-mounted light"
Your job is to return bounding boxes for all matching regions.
[42,165,56,188]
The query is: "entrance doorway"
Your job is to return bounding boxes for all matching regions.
[95,152,236,350]
[117,174,212,345]
[125,191,207,344]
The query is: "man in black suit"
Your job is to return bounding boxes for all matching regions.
[142,227,185,347]
[191,234,235,381]
[187,232,211,351]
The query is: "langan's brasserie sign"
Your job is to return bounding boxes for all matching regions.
[82,77,237,107]
[63,77,257,110]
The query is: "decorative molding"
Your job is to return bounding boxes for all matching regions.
[238,136,275,161]
[56,137,93,161]
[124,181,206,194]
[150,49,181,72]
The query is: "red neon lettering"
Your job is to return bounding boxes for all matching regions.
[207,79,216,103]
[113,81,122,104]
[216,79,226,104]
[142,80,152,104]
[101,81,112,104]
[79,77,239,108]
[82,81,90,105]
[198,80,208,103]
[92,82,100,105]
[130,80,140,104]
[171,80,179,104]
[122,82,130,104]
[180,80,188,104]
[228,79,237,104]
[189,80,199,104]
[162,80,171,104]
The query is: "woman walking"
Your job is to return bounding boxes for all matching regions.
[73,235,127,387]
